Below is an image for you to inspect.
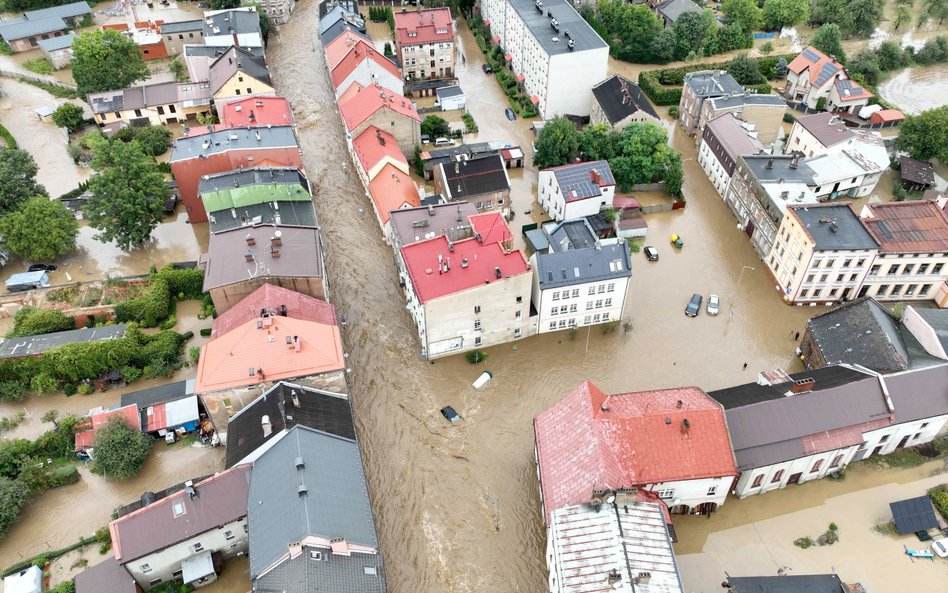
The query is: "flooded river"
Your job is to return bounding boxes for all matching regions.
[877,64,948,115]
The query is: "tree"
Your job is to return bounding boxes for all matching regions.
[169,57,187,82]
[847,50,882,85]
[760,41,774,54]
[664,157,684,196]
[722,0,763,41]
[0,476,28,537]
[811,24,845,63]
[595,1,663,63]
[649,29,677,64]
[91,416,152,479]
[847,0,884,37]
[210,0,240,8]
[0,149,47,215]
[808,0,853,36]
[673,10,716,60]
[610,123,681,190]
[579,124,619,161]
[0,198,78,262]
[10,307,75,337]
[776,57,789,77]
[895,4,912,29]
[83,139,169,250]
[895,106,948,163]
[51,103,85,134]
[71,29,150,97]
[533,117,580,169]
[727,54,764,85]
[421,115,451,138]
[876,41,908,71]
[114,126,172,157]
[383,42,393,56]
[762,0,810,30]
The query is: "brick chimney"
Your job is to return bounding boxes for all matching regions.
[790,377,815,394]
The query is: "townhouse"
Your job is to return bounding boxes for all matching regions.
[365,163,422,236]
[324,28,374,70]
[217,95,295,128]
[697,113,764,198]
[784,112,853,158]
[480,0,609,118]
[590,74,661,130]
[698,93,787,146]
[393,7,456,81]
[338,82,421,155]
[350,126,410,187]
[169,125,301,222]
[160,20,204,56]
[202,8,264,52]
[529,219,632,333]
[318,3,366,45]
[434,154,511,213]
[207,45,275,106]
[537,160,616,222]
[330,43,403,99]
[198,166,315,233]
[677,70,743,136]
[0,1,90,52]
[534,380,737,519]
[766,203,878,304]
[805,132,889,201]
[87,82,212,128]
[389,201,480,260]
[399,212,532,359]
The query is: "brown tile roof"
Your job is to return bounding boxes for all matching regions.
[795,112,853,148]
[74,557,140,593]
[211,283,337,338]
[202,225,323,291]
[861,201,948,253]
[900,156,935,186]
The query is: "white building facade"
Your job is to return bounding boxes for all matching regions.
[537,160,615,222]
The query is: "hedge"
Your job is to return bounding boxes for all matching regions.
[114,278,170,327]
[931,486,948,520]
[46,464,80,489]
[638,54,794,106]
[0,124,15,149]
[9,307,75,337]
[156,265,204,300]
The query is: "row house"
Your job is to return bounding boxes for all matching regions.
[366,164,422,237]
[537,160,616,222]
[434,154,511,214]
[169,125,301,222]
[698,92,787,146]
[318,3,366,46]
[87,81,212,129]
[399,212,532,359]
[102,21,169,61]
[724,155,819,258]
[784,112,855,158]
[0,1,90,52]
[534,381,737,520]
[805,132,888,201]
[199,166,315,233]
[766,203,878,304]
[697,113,764,198]
[393,7,455,81]
[202,8,264,53]
[389,201,480,271]
[339,82,421,156]
[529,219,631,334]
[677,70,743,136]
[207,45,275,107]
[330,43,403,99]
[590,74,661,131]
[324,28,374,70]
[480,0,609,118]
[160,19,203,56]
[710,363,948,498]
[351,126,410,187]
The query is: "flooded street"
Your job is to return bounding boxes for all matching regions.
[877,64,948,114]
[266,4,814,593]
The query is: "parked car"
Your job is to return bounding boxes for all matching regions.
[643,246,659,261]
[421,134,431,144]
[441,406,461,422]
[933,538,948,558]
[505,108,516,121]
[434,137,454,147]
[27,264,57,272]
[707,294,720,316]
[685,293,702,317]
[482,63,493,74]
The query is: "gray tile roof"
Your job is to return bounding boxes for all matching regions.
[320,19,368,45]
[23,1,90,21]
[0,17,66,42]
[547,219,598,252]
[247,425,382,580]
[727,574,847,593]
[506,0,607,57]
[912,308,948,354]
[319,4,365,35]
[37,31,75,51]
[74,557,139,593]
[120,379,195,411]
[795,112,854,148]
[684,70,743,98]
[209,201,317,233]
[708,92,787,110]
[208,45,271,94]
[591,74,659,124]
[883,364,948,425]
[436,84,464,99]
[160,19,204,34]
[805,298,909,373]
[709,365,872,409]
[657,0,703,23]
[170,125,298,162]
[740,154,816,185]
[253,543,386,593]
[389,202,479,249]
[536,242,631,290]
[438,154,510,200]
[706,113,764,160]
[203,8,262,40]
[0,325,127,359]
[198,166,307,194]
[790,204,879,251]
[549,160,616,201]
[202,224,323,291]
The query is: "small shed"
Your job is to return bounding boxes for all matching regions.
[3,565,42,593]
[435,85,465,111]
[33,105,56,123]
[869,109,904,126]
[899,156,935,192]
[37,31,76,69]
[500,146,524,169]
[889,495,938,535]
[5,270,49,293]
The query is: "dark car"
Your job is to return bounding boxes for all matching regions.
[441,406,461,423]
[505,108,517,121]
[643,246,659,261]
[685,293,703,317]
[482,63,493,74]
[28,264,57,272]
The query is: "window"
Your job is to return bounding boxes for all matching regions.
[890,285,902,296]
[604,299,612,307]
[140,564,152,574]
[607,283,615,292]
[904,264,915,275]
[870,264,881,275]
[168,105,176,113]
[888,264,899,275]
[559,305,568,314]
[829,289,838,297]
[595,300,603,309]
[571,289,579,298]
[193,542,204,552]
[806,274,814,283]
[149,579,163,587]
[516,296,523,303]
[588,286,596,296]
[826,259,836,267]
[800,289,809,298]
[225,530,235,541]
[515,310,521,320]
[514,329,522,338]
[474,336,482,345]
[238,76,244,82]
[550,308,558,316]
[850,274,858,282]
[933,263,943,274]
[474,305,481,314]
[657,489,675,499]
[771,470,784,483]
[474,319,481,330]
[707,485,718,496]
[583,315,591,324]
[880,434,890,443]
[921,284,932,296]
[921,422,929,430]
[877,284,890,296]
[820,274,828,282]
[558,319,567,328]
[552,291,560,301]
[569,304,577,313]
[752,474,764,488]
[549,322,557,331]
[811,459,823,473]
[114,111,122,119]
[593,314,601,322]
[597,285,605,294]
[843,259,852,268]
[857,259,866,267]
[157,105,165,115]
[918,264,930,274]
[602,312,610,321]
[906,284,917,296]
[830,454,843,468]
[173,501,186,517]
[586,302,593,310]
[178,33,184,39]
[835,274,844,282]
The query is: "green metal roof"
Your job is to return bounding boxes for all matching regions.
[201,183,311,213]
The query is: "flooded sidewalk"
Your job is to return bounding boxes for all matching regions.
[675,459,948,592]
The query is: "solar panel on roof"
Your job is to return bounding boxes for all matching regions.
[802,48,820,61]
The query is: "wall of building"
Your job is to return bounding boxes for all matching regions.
[43,46,72,69]
[530,271,629,334]
[734,446,855,498]
[697,136,733,198]
[858,253,948,303]
[260,0,294,25]
[677,84,702,135]
[901,307,948,358]
[124,517,248,590]
[334,65,403,99]
[644,476,731,513]
[701,103,784,146]
[163,30,204,56]
[398,39,455,81]
[214,73,275,103]
[543,47,608,118]
[209,275,327,314]
[9,30,66,52]
[93,100,210,127]
[537,170,614,222]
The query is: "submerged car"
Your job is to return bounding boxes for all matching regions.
[707,294,720,316]
[644,246,659,261]
[505,108,517,121]
[482,63,493,74]
[685,293,702,317]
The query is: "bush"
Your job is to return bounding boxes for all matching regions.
[638,71,683,106]
[180,330,194,341]
[0,380,28,401]
[668,106,679,118]
[48,582,75,593]
[156,265,204,299]
[930,486,948,520]
[10,307,75,337]
[0,477,29,538]
[188,346,201,365]
[0,124,15,149]
[462,112,478,133]
[76,383,93,395]
[466,350,488,364]
[63,384,76,396]
[22,58,53,75]
[159,315,177,331]
[200,328,212,337]
[30,372,59,395]
[91,417,152,479]
[120,366,142,384]
[783,111,795,123]
[793,536,814,549]
[114,278,170,327]
[45,464,80,489]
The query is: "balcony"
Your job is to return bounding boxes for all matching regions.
[864,273,944,283]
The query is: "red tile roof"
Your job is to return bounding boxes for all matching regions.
[400,215,530,303]
[352,125,408,178]
[220,96,295,128]
[211,283,338,338]
[788,46,845,85]
[534,380,736,523]
[367,163,421,223]
[337,81,364,106]
[870,109,904,124]
[324,30,374,69]
[195,311,344,394]
[330,44,400,89]
[75,404,142,450]
[339,83,420,131]
[394,8,453,46]
[861,201,948,253]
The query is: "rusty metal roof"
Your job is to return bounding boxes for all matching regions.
[861,200,948,253]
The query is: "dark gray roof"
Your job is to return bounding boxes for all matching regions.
[320,19,368,45]
[727,574,846,593]
[741,155,815,184]
[890,496,938,535]
[202,225,323,291]
[883,364,948,424]
[253,543,386,593]
[248,425,381,580]
[319,4,365,35]
[549,160,616,201]
[225,382,356,468]
[708,93,786,110]
[684,70,743,98]
[208,45,271,93]
[436,85,464,99]
[657,0,703,23]
[0,17,66,42]
[795,112,854,148]
[536,243,631,290]
[160,19,204,34]
[170,125,298,162]
[0,325,127,359]
[421,142,500,174]
[716,366,890,471]
[899,156,935,186]
[506,0,607,56]
[198,166,307,194]
[37,31,75,51]
[438,154,509,200]
[389,202,478,249]
[709,365,873,410]
[74,557,139,593]
[23,1,90,20]
[591,74,659,124]
[121,380,195,410]
[805,298,908,373]
[547,219,598,252]
[203,8,262,40]
[209,201,318,233]
[912,308,948,354]
[791,204,879,251]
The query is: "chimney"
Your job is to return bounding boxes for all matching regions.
[294,335,300,352]
[635,572,651,586]
[675,399,683,409]
[494,266,501,279]
[790,155,799,169]
[428,204,435,216]
[766,159,774,170]
[791,377,816,393]
[261,414,272,437]
[245,251,254,262]
[271,244,281,258]
[607,569,622,586]
[245,234,255,246]
[290,389,300,408]
[255,131,261,141]
[232,32,239,47]
[271,230,282,246]
[681,418,690,433]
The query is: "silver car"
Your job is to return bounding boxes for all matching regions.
[707,294,720,316]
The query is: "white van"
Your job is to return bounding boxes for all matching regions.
[434,137,454,147]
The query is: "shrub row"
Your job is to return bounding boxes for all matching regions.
[638,55,793,106]
[114,278,170,327]
[156,265,204,300]
[9,307,75,337]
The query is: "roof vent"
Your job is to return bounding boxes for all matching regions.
[297,483,308,496]
[290,389,300,407]
[461,258,469,268]
[765,159,774,169]
[681,418,690,433]
[261,415,272,437]
[607,569,622,585]
[295,456,305,469]
[494,266,501,279]
[635,572,651,585]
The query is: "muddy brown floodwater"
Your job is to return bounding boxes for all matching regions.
[877,64,948,115]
